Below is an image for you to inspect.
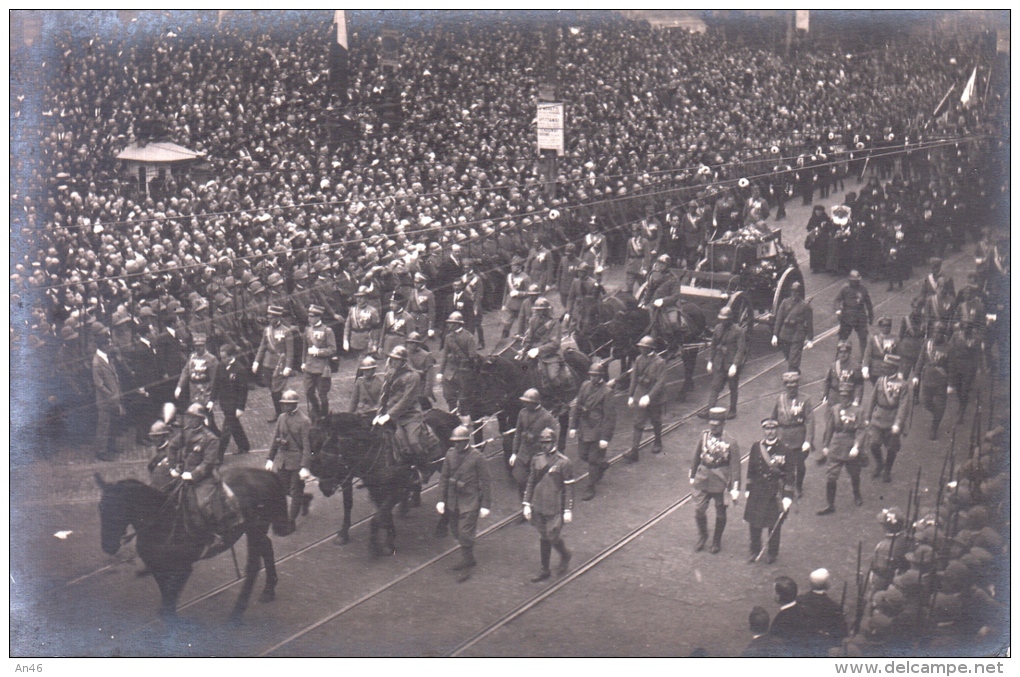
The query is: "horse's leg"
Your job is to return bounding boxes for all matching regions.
[369,511,382,556]
[154,566,191,623]
[229,532,259,624]
[260,532,278,603]
[333,478,353,546]
[380,501,397,556]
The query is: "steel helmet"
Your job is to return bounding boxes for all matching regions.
[656,253,671,266]
[185,402,207,418]
[717,306,733,321]
[449,425,471,441]
[387,345,409,360]
[637,335,656,349]
[149,420,170,439]
[280,389,300,403]
[533,297,552,311]
[358,356,378,370]
[538,427,556,442]
[519,388,541,404]
[588,360,606,376]
[836,340,853,355]
[447,311,465,324]
[848,269,862,282]
[406,331,425,344]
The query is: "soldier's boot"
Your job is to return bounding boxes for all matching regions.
[957,394,969,424]
[727,387,739,419]
[929,417,941,441]
[883,448,897,483]
[455,546,476,583]
[748,527,762,563]
[532,540,553,582]
[476,325,485,351]
[694,513,709,551]
[553,539,572,575]
[581,475,597,501]
[268,391,282,423]
[871,445,884,479]
[817,480,837,515]
[710,511,727,554]
[651,420,664,454]
[451,545,476,571]
[851,474,863,506]
[623,428,642,463]
[301,493,313,517]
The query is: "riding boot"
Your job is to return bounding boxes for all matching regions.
[883,448,897,483]
[476,325,485,351]
[553,539,572,575]
[695,513,709,551]
[817,480,837,515]
[728,386,739,419]
[710,510,727,554]
[582,476,597,501]
[624,428,642,463]
[532,540,552,582]
[930,417,941,441]
[452,545,477,571]
[851,473,863,506]
[268,391,282,423]
[651,419,664,454]
[871,445,884,479]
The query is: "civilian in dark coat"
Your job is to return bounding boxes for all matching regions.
[212,343,251,459]
[769,575,812,656]
[797,568,849,656]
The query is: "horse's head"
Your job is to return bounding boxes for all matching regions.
[95,474,135,556]
[310,413,378,497]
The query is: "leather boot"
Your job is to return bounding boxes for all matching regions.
[694,513,709,551]
[851,474,863,506]
[727,388,739,419]
[532,540,552,582]
[817,480,837,515]
[929,419,940,441]
[553,539,572,575]
[452,545,477,571]
[581,480,596,501]
[623,428,642,463]
[710,512,727,554]
[871,446,884,479]
[268,391,282,423]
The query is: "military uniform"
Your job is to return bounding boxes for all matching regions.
[302,316,337,421]
[569,376,616,499]
[897,311,927,380]
[914,338,950,439]
[524,445,575,579]
[822,356,865,405]
[512,404,560,494]
[344,302,381,359]
[565,273,602,335]
[378,362,424,463]
[772,388,815,496]
[818,398,867,513]
[254,317,296,419]
[177,417,242,540]
[348,372,382,416]
[501,267,532,339]
[773,293,814,372]
[408,284,437,340]
[743,434,795,562]
[834,281,874,355]
[522,313,563,389]
[439,440,492,574]
[862,329,899,384]
[866,371,911,482]
[268,407,313,523]
[439,325,478,410]
[177,346,219,411]
[624,232,652,295]
[627,350,667,459]
[407,345,437,403]
[705,320,747,416]
[946,328,982,423]
[380,307,413,358]
[690,424,742,553]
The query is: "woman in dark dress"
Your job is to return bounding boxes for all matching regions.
[805,205,832,273]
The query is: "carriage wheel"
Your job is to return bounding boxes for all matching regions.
[728,293,754,334]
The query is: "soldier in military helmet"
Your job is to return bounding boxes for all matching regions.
[146,416,181,490]
[817,382,867,515]
[564,260,602,336]
[375,345,428,479]
[690,407,742,553]
[438,311,478,411]
[866,355,911,483]
[511,388,560,507]
[869,508,910,593]
[822,340,864,405]
[834,270,874,356]
[266,389,314,528]
[771,371,815,498]
[627,335,666,461]
[406,332,437,403]
[437,425,492,583]
[569,360,616,501]
[521,297,564,389]
[523,427,575,582]
[772,281,814,372]
[349,356,382,416]
[175,332,220,435]
[743,419,794,564]
[700,306,747,419]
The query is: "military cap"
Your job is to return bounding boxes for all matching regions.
[782,371,800,385]
[185,402,207,418]
[708,406,728,422]
[354,286,370,297]
[308,304,325,316]
[267,305,285,316]
[577,260,592,272]
[406,331,425,344]
[413,272,427,283]
[215,294,231,307]
[636,335,656,349]
[519,388,541,404]
[848,270,862,281]
[192,332,207,344]
[248,280,265,294]
[511,255,525,266]
[790,281,803,291]
[138,306,155,318]
[60,325,79,341]
[538,427,556,442]
[588,360,607,376]
[836,340,853,353]
[267,272,284,287]
[761,418,779,429]
[879,507,905,531]
[877,316,893,327]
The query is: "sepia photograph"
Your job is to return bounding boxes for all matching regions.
[9,9,1010,661]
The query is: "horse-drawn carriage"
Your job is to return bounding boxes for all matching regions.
[679,226,804,338]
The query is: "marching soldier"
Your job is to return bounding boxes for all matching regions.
[822,341,865,406]
[581,224,610,273]
[348,356,382,416]
[946,322,983,425]
[743,419,795,564]
[379,293,413,358]
[834,270,874,357]
[866,355,911,483]
[690,407,742,554]
[406,332,437,403]
[569,361,616,501]
[436,425,492,583]
[408,272,437,342]
[252,305,296,423]
[700,306,747,419]
[862,316,898,385]
[175,332,219,434]
[557,243,580,308]
[771,372,815,498]
[266,389,313,529]
[913,322,950,440]
[627,335,667,462]
[510,388,560,505]
[212,343,251,460]
[343,286,381,361]
[898,298,927,383]
[869,508,910,593]
[523,427,575,582]
[772,281,814,372]
[564,261,602,336]
[437,311,478,412]
[920,257,952,300]
[302,304,336,422]
[501,256,531,340]
[451,277,481,350]
[624,221,652,295]
[816,382,867,515]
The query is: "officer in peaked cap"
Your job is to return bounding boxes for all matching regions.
[690,406,742,554]
[772,371,815,498]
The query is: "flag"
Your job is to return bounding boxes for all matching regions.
[329,11,349,101]
[960,66,977,107]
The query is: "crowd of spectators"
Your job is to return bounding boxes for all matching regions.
[10,11,1005,452]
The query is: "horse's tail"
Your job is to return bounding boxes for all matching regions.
[267,472,295,537]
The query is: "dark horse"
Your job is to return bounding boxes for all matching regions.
[96,468,292,623]
[461,351,589,463]
[574,290,705,400]
[309,408,460,554]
